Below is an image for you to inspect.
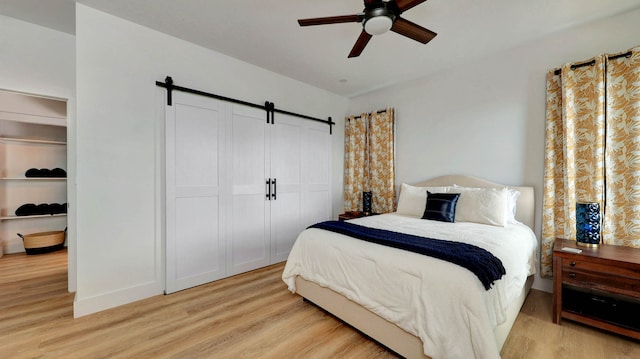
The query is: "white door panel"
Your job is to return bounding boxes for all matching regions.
[270,114,302,262]
[271,191,301,262]
[305,191,331,227]
[271,119,301,185]
[166,92,225,294]
[230,194,269,273]
[302,123,332,228]
[174,197,223,284]
[228,104,270,275]
[305,126,331,185]
[175,104,219,187]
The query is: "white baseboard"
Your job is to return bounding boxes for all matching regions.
[73,281,163,318]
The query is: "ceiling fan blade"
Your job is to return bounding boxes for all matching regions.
[391,17,437,44]
[348,31,373,58]
[395,0,428,13]
[298,14,361,26]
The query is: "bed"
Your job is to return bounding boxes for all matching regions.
[282,175,537,359]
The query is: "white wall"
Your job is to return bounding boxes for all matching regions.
[348,8,640,292]
[0,15,74,97]
[0,14,76,292]
[74,4,348,317]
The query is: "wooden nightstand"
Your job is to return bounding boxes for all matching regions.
[553,238,640,339]
[338,211,377,221]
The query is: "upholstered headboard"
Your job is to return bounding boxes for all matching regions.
[413,175,535,230]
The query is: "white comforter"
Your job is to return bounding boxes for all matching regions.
[282,213,538,359]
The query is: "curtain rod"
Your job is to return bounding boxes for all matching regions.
[609,51,633,60]
[155,76,335,134]
[552,51,633,76]
[350,108,388,120]
[571,59,596,70]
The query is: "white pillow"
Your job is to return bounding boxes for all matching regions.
[452,184,521,224]
[450,186,508,226]
[505,187,521,224]
[396,183,451,217]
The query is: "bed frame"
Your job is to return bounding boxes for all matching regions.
[294,175,536,359]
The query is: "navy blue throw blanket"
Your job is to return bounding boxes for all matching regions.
[309,221,505,290]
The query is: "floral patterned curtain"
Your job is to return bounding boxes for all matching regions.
[344,113,368,212]
[367,108,396,214]
[343,108,396,213]
[604,48,640,246]
[541,70,567,277]
[541,46,640,277]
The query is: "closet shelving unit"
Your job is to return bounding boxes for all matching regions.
[0,91,67,254]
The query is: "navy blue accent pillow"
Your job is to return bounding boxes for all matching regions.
[421,192,460,223]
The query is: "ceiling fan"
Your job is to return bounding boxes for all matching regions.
[297,0,437,58]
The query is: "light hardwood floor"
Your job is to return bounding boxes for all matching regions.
[0,249,638,358]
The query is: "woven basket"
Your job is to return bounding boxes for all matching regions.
[18,230,66,255]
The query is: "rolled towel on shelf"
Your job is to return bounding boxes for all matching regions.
[24,168,66,178]
[34,203,51,215]
[48,203,67,214]
[25,168,41,177]
[24,168,51,177]
[50,168,67,178]
[14,203,66,216]
[15,203,37,216]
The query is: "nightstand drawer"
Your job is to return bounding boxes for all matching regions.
[562,269,640,298]
[562,259,640,280]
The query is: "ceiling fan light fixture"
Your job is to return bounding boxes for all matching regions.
[297,0,435,58]
[364,15,393,35]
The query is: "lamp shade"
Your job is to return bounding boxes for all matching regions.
[576,202,601,247]
[364,16,393,35]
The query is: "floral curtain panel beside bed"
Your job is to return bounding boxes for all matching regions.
[344,113,368,211]
[542,46,640,276]
[344,108,395,214]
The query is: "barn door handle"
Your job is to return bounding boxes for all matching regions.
[266,179,271,200]
[272,178,277,200]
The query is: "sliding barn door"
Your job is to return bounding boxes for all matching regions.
[302,121,332,228]
[165,91,332,291]
[165,92,226,294]
[270,113,303,263]
[227,104,271,275]
[270,115,332,262]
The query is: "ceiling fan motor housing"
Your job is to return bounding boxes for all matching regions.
[363,7,397,35]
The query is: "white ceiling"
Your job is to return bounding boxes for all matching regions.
[2,0,640,97]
